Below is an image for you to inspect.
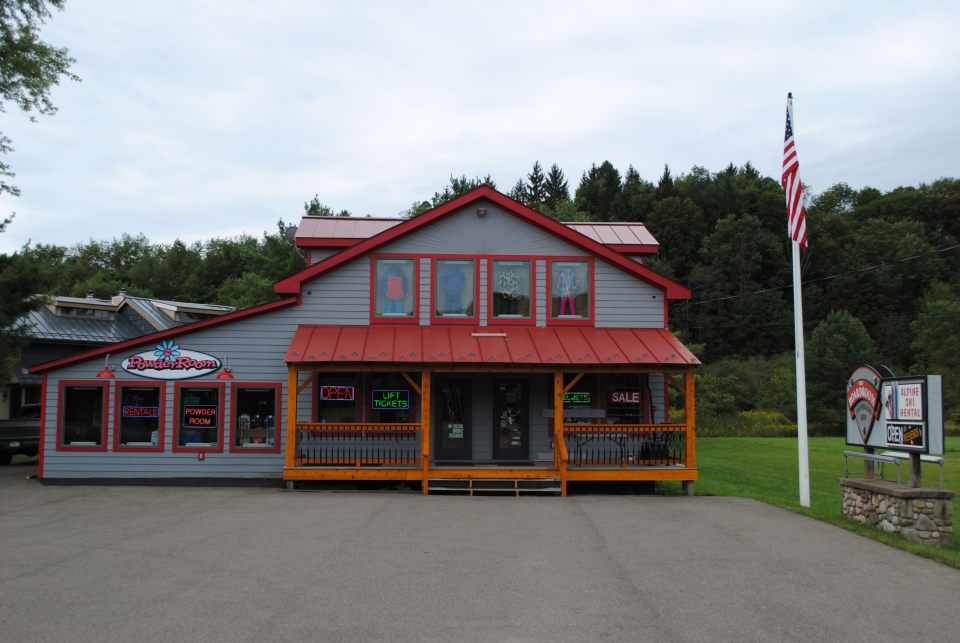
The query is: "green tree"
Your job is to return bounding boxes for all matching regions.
[805,310,880,424]
[0,0,79,227]
[644,197,706,280]
[304,195,350,217]
[910,282,960,413]
[525,161,546,207]
[574,161,623,221]
[0,248,44,381]
[621,165,656,222]
[544,163,569,211]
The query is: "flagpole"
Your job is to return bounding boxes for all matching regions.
[792,238,810,507]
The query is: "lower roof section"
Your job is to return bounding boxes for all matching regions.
[285,325,700,368]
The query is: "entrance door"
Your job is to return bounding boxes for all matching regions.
[492,379,529,461]
[434,378,472,462]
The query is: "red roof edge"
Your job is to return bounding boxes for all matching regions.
[29,297,298,374]
[274,185,691,300]
[296,238,361,248]
[608,245,659,254]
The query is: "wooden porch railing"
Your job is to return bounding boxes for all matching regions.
[562,423,687,468]
[294,422,422,467]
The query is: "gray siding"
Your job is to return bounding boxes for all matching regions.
[593,261,664,328]
[649,373,666,423]
[300,256,369,324]
[419,258,430,325]
[536,259,547,327]
[309,249,339,265]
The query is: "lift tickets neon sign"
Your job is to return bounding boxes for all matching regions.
[121,342,222,380]
[183,405,218,428]
[372,389,409,410]
[320,386,355,401]
[562,392,590,403]
[122,406,159,418]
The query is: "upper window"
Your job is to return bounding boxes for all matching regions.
[373,258,417,320]
[176,386,221,450]
[491,260,532,321]
[116,384,163,449]
[60,384,107,448]
[435,259,476,320]
[550,260,591,320]
[59,307,111,319]
[177,311,218,322]
[233,385,279,451]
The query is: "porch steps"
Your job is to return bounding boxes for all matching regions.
[428,478,561,497]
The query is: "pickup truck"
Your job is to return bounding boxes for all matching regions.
[0,404,40,465]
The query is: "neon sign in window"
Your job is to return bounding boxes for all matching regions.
[320,385,355,401]
[372,389,409,410]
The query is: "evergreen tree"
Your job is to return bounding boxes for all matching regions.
[509,179,527,204]
[621,165,656,222]
[544,163,569,210]
[655,164,675,201]
[526,161,546,206]
[574,161,623,221]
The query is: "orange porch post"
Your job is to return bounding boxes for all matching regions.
[684,369,696,495]
[285,366,298,480]
[421,370,431,494]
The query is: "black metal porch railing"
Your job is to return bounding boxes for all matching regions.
[562,424,686,467]
[294,423,421,467]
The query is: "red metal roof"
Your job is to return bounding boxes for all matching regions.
[295,217,403,248]
[564,223,659,253]
[285,326,700,366]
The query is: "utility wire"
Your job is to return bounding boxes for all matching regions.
[689,244,960,307]
[688,309,960,331]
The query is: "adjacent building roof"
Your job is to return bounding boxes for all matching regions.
[285,325,700,367]
[563,223,658,254]
[14,305,144,344]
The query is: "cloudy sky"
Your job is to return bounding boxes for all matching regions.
[1,1,957,253]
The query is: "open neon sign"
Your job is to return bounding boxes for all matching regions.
[320,385,355,401]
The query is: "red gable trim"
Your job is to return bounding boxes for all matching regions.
[29,297,298,375]
[274,186,691,300]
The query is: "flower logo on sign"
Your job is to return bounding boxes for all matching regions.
[155,340,181,363]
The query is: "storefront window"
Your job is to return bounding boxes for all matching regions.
[117,385,162,448]
[550,260,590,319]
[317,374,357,423]
[373,258,416,319]
[562,374,598,425]
[234,387,277,448]
[606,374,645,424]
[368,373,418,423]
[435,259,475,319]
[61,385,105,446]
[491,260,531,320]
[177,387,220,447]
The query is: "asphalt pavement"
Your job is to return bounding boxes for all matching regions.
[2,461,958,643]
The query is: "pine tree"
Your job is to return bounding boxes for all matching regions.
[655,164,675,201]
[621,165,656,222]
[509,179,528,203]
[526,161,546,206]
[544,164,569,210]
[574,161,623,221]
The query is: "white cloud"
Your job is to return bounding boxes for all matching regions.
[1,0,958,252]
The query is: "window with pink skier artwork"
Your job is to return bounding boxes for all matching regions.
[550,260,591,320]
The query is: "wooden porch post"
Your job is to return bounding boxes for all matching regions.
[684,368,696,496]
[285,366,298,482]
[421,370,431,495]
[554,371,567,496]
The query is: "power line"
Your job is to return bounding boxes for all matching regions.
[689,244,960,307]
[688,309,960,331]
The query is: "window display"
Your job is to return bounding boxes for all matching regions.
[606,374,646,424]
[234,386,277,448]
[373,258,416,318]
[435,259,475,318]
[117,385,162,448]
[491,260,531,319]
[368,373,418,423]
[177,387,220,447]
[61,385,105,446]
[550,260,591,319]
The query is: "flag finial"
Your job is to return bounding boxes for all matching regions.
[787,92,793,99]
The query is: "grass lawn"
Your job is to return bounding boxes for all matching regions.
[688,437,960,569]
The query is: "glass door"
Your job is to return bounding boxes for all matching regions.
[434,378,472,462]
[492,379,529,461]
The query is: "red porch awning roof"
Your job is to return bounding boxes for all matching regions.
[285,326,700,367]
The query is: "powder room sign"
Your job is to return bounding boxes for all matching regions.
[121,341,222,380]
[845,365,944,455]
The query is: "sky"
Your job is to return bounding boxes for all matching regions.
[1,0,958,253]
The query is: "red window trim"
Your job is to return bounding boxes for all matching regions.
[545,257,595,326]
[370,254,420,325]
[113,381,166,452]
[487,256,537,327]
[430,255,481,325]
[55,380,110,452]
[228,382,282,454]
[172,381,226,453]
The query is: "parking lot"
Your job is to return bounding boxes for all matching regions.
[2,461,958,643]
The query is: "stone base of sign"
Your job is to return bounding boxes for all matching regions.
[839,478,954,549]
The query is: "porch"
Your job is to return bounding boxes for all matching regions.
[283,366,698,496]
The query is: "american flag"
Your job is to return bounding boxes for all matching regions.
[782,93,808,248]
